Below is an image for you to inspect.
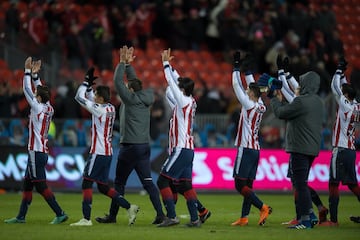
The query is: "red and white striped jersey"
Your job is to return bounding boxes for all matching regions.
[23,72,53,153]
[163,61,196,151]
[331,70,360,149]
[75,84,115,155]
[232,70,266,150]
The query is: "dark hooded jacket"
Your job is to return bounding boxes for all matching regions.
[114,63,154,143]
[270,71,324,156]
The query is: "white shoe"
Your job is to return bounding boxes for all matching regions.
[127,205,139,225]
[70,218,92,226]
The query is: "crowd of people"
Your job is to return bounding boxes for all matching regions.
[1,0,360,149]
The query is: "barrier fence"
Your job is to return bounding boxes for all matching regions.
[0,146,359,192]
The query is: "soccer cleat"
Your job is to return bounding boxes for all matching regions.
[157,217,180,227]
[185,220,201,228]
[287,221,312,230]
[350,216,360,223]
[310,212,319,226]
[127,205,139,225]
[199,209,211,223]
[231,217,248,226]
[258,205,272,226]
[318,221,339,227]
[318,206,328,223]
[50,214,68,224]
[152,215,165,224]
[95,214,116,223]
[4,217,25,224]
[281,218,299,225]
[70,218,92,226]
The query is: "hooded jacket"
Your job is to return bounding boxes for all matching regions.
[114,63,154,144]
[270,71,324,156]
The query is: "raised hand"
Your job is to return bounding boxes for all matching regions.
[126,47,136,63]
[32,60,41,74]
[120,46,128,63]
[161,48,174,62]
[337,56,348,72]
[25,57,32,70]
[84,67,98,86]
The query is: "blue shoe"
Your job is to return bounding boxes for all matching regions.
[310,212,319,226]
[50,214,68,224]
[4,217,25,224]
[288,220,312,230]
[185,220,201,228]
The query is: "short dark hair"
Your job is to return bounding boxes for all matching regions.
[178,77,194,96]
[248,82,261,98]
[96,85,110,102]
[342,83,356,100]
[36,85,50,103]
[128,78,142,92]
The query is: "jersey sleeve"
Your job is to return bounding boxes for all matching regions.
[232,69,255,110]
[75,84,105,118]
[279,70,296,103]
[163,61,187,107]
[331,69,343,102]
[165,86,176,109]
[23,70,43,113]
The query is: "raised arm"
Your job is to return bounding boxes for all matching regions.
[23,57,43,112]
[331,56,348,102]
[161,48,187,107]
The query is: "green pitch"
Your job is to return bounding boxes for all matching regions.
[0,192,359,240]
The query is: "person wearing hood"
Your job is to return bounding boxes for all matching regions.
[96,46,165,225]
[270,70,324,229]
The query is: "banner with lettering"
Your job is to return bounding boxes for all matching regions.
[0,147,359,191]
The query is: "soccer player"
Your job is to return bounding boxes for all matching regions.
[70,67,139,226]
[319,56,360,227]
[164,66,211,224]
[5,57,68,224]
[270,67,324,229]
[96,46,165,225]
[156,48,202,227]
[230,51,272,227]
[277,55,328,225]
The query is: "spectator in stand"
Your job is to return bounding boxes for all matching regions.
[5,1,20,45]
[65,22,87,70]
[135,2,154,50]
[28,5,49,46]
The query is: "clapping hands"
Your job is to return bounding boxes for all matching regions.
[120,46,136,64]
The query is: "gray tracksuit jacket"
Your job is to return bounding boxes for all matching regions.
[270,71,324,156]
[114,63,154,144]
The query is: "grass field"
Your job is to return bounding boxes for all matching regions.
[0,192,359,240]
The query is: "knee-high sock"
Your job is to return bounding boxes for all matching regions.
[41,188,64,216]
[107,188,130,209]
[108,184,125,218]
[329,183,340,222]
[184,189,199,222]
[348,184,360,202]
[309,186,324,210]
[160,187,176,218]
[82,189,92,220]
[17,191,32,220]
[240,186,263,210]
